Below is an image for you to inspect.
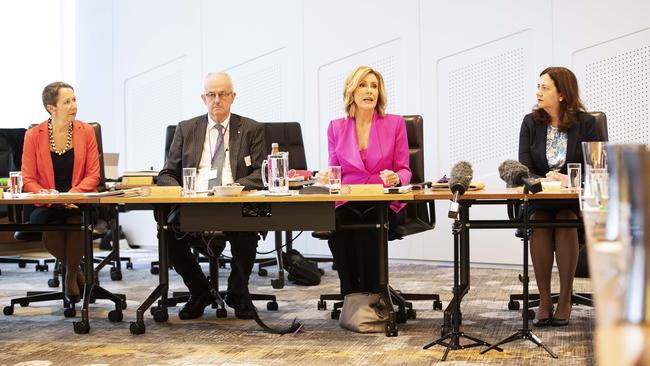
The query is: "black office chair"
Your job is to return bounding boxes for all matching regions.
[4,122,127,318]
[255,122,333,288]
[0,129,50,275]
[314,115,443,322]
[507,111,608,313]
[154,124,278,317]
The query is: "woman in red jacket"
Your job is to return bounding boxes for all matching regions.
[22,81,100,303]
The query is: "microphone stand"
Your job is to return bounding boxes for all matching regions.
[424,202,500,361]
[480,186,557,358]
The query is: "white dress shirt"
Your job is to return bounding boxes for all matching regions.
[196,114,234,191]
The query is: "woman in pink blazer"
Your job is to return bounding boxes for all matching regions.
[324,66,411,295]
[22,82,100,303]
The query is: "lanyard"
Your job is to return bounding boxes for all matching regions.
[208,122,228,161]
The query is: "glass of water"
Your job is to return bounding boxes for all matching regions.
[9,171,22,198]
[328,166,341,194]
[567,163,581,192]
[182,167,196,196]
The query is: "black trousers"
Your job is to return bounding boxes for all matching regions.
[163,208,258,297]
[328,202,404,296]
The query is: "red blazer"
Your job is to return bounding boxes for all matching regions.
[22,120,100,193]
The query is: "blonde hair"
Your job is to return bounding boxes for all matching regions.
[343,66,387,118]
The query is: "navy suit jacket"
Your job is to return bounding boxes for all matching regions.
[518,111,599,178]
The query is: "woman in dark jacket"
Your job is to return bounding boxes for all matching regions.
[518,67,598,326]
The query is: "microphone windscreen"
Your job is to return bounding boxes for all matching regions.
[449,161,473,193]
[498,160,529,188]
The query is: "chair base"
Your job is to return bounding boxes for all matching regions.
[318,286,442,322]
[508,291,593,315]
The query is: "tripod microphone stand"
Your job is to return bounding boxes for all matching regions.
[480,190,557,358]
[424,204,500,361]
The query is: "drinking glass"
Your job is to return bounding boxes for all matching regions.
[182,167,196,196]
[567,163,581,192]
[328,166,341,194]
[9,171,22,198]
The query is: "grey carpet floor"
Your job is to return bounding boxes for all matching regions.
[0,249,594,365]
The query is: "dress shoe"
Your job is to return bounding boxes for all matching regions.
[533,306,553,327]
[533,317,552,327]
[178,291,214,320]
[225,292,256,320]
[551,318,570,326]
[64,267,81,303]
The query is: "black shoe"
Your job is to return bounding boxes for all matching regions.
[178,291,214,320]
[225,292,256,320]
[533,317,552,327]
[551,318,570,326]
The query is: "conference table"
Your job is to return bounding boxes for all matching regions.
[0,193,126,334]
[413,188,581,335]
[99,189,413,335]
[2,187,582,338]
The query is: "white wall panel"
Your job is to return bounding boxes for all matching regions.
[74,0,650,264]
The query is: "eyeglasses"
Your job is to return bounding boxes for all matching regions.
[204,91,233,100]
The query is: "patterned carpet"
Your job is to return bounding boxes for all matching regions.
[0,249,594,365]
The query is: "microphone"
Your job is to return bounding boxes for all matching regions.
[448,161,473,219]
[498,160,542,194]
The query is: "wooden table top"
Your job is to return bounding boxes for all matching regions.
[98,191,414,204]
[0,185,579,206]
[414,187,579,200]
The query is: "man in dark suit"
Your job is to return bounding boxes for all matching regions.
[158,72,266,319]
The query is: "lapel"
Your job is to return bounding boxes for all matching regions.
[192,115,208,167]
[228,114,241,176]
[535,121,550,173]
[363,112,383,174]
[565,122,579,165]
[36,122,55,188]
[339,117,365,172]
[71,121,85,184]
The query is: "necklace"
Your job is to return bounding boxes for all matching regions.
[48,118,73,155]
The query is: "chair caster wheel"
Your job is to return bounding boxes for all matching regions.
[407,309,417,320]
[150,266,159,275]
[385,324,398,337]
[129,321,145,335]
[271,279,284,289]
[396,311,408,324]
[267,301,278,311]
[433,300,443,310]
[150,306,160,316]
[508,300,520,311]
[527,309,535,319]
[126,262,133,270]
[35,264,48,272]
[216,308,227,318]
[110,270,122,281]
[73,321,90,334]
[331,309,340,320]
[19,262,26,268]
[258,268,268,277]
[108,310,123,322]
[152,309,168,323]
[317,300,327,310]
[19,302,29,307]
[64,307,76,318]
[48,278,60,288]
[3,306,14,315]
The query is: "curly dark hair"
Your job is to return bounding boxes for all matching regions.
[42,81,74,114]
[531,67,585,131]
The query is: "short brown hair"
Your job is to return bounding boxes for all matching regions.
[343,66,387,118]
[42,81,74,114]
[532,67,585,131]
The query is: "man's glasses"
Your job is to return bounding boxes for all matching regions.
[204,91,233,100]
